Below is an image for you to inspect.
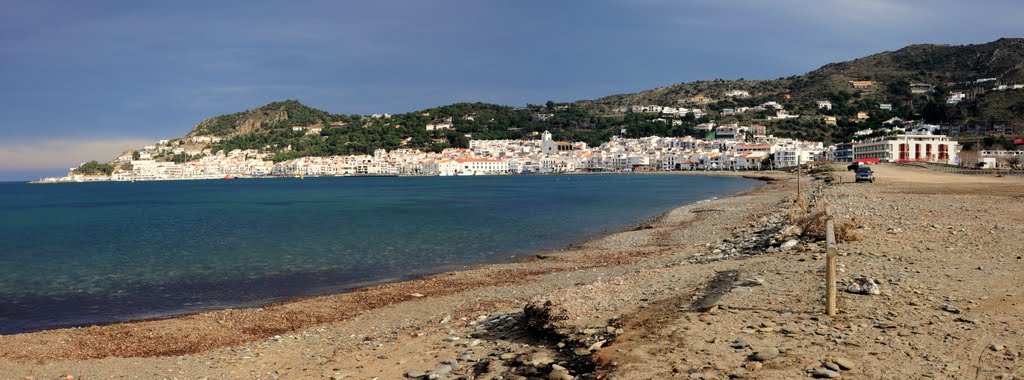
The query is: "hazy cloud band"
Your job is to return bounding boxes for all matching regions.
[0,138,155,171]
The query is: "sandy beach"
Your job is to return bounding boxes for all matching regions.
[2,165,1022,379]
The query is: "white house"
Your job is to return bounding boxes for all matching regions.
[725,90,751,98]
[947,92,966,104]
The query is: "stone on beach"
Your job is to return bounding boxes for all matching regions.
[845,276,880,295]
[749,347,780,361]
[811,368,841,378]
[779,239,799,251]
[832,357,856,370]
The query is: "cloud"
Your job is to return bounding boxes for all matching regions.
[0,138,156,171]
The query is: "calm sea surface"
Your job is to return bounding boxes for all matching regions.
[0,174,755,334]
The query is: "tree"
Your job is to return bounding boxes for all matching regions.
[73,161,115,176]
[132,151,141,160]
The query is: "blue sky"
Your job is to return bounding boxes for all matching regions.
[0,0,1021,180]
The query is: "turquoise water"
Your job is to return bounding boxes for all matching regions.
[0,175,755,334]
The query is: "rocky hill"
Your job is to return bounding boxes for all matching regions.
[186,100,341,137]
[581,38,1024,110]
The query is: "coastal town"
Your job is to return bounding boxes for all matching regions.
[44,122,979,183]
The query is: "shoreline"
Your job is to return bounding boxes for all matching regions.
[9,164,1021,378]
[24,168,787,185]
[0,171,784,353]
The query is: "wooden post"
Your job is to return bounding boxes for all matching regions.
[796,156,801,197]
[825,207,837,316]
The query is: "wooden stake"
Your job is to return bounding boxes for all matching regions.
[825,207,837,316]
[796,156,801,197]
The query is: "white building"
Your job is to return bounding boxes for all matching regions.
[773,148,821,168]
[540,130,558,155]
[852,134,959,164]
[947,92,966,104]
[454,158,509,175]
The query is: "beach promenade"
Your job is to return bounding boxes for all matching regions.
[2,165,1022,379]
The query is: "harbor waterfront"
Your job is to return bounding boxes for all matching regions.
[0,174,756,334]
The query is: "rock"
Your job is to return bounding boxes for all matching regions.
[781,225,803,237]
[529,354,553,368]
[588,340,606,351]
[548,369,573,380]
[823,361,840,371]
[990,343,1005,352]
[832,357,856,370]
[780,239,799,251]
[429,364,453,375]
[573,347,592,356]
[688,373,705,379]
[499,353,517,360]
[941,304,961,314]
[750,347,780,361]
[845,276,881,295]
[744,362,762,371]
[405,370,426,378]
[739,278,765,287]
[954,316,976,324]
[811,368,841,378]
[441,359,460,370]
[440,315,452,324]
[731,339,749,349]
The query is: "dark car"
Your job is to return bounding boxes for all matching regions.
[855,167,875,183]
[847,162,863,171]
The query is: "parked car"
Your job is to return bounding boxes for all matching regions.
[855,167,875,183]
[847,162,864,171]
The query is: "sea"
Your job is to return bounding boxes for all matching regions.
[0,174,756,334]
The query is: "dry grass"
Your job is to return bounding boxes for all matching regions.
[786,193,809,225]
[788,196,860,243]
[835,217,862,242]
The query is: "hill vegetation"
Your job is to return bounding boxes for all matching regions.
[72,161,115,176]
[172,39,1024,161]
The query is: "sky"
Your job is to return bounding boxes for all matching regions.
[0,0,1021,180]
